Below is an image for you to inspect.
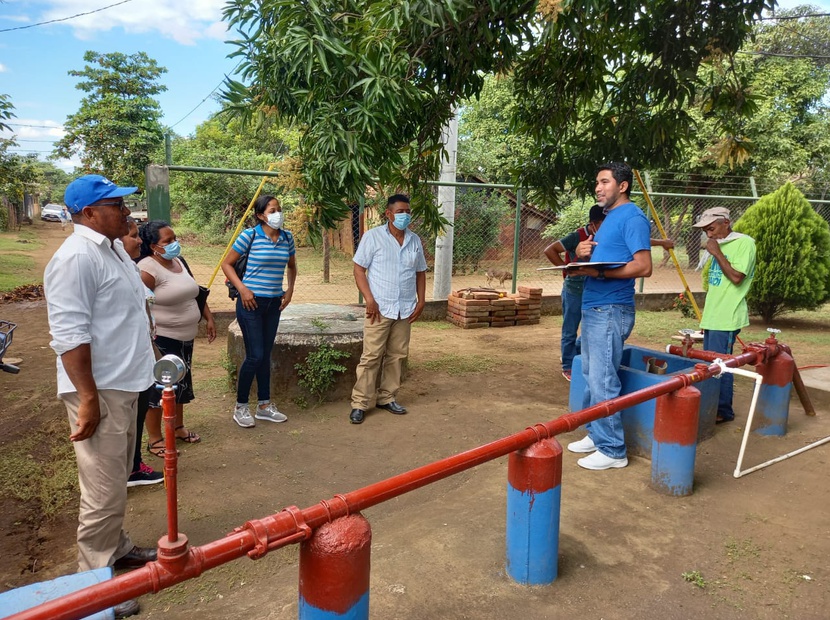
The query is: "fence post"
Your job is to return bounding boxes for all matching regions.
[511,188,522,295]
[145,164,171,222]
[506,438,562,584]
[651,386,700,496]
[753,350,794,436]
[299,514,371,620]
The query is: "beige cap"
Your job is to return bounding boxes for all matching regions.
[692,206,731,228]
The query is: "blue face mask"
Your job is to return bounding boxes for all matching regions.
[393,213,412,230]
[158,239,181,260]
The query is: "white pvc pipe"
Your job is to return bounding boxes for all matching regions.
[719,359,830,478]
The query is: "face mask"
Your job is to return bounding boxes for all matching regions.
[266,212,284,229]
[393,213,412,230]
[158,240,181,260]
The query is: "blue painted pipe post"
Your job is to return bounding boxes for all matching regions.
[299,514,371,620]
[754,349,794,436]
[651,386,700,496]
[506,438,562,584]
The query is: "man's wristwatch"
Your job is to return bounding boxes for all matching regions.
[596,268,606,280]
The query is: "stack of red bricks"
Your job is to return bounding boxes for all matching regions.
[446,286,542,329]
[511,286,542,325]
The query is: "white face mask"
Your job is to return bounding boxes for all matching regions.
[266,212,284,229]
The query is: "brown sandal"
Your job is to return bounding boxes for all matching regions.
[147,439,179,458]
[175,425,201,444]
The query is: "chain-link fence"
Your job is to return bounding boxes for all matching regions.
[155,166,830,311]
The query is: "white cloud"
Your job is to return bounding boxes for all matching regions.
[0,63,6,72]
[38,1,227,45]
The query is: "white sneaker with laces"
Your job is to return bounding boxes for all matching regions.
[567,435,596,453]
[255,403,288,423]
[233,403,255,428]
[577,451,628,470]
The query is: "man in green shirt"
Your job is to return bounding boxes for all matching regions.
[694,206,756,423]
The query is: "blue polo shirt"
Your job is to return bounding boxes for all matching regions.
[582,202,650,308]
[232,224,295,298]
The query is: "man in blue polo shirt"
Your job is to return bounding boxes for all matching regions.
[566,162,653,470]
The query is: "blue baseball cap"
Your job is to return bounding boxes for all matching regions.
[64,174,137,214]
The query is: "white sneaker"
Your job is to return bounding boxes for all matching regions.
[255,403,288,423]
[577,451,628,470]
[567,435,596,453]
[233,404,255,428]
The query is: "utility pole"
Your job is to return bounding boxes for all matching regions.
[433,111,458,301]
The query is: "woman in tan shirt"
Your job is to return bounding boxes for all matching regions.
[138,220,216,457]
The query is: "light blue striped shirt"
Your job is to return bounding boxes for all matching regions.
[232,225,295,298]
[353,224,427,320]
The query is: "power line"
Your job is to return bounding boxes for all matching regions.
[760,12,830,21]
[0,0,136,33]
[168,62,242,130]
[6,123,64,129]
[738,49,830,59]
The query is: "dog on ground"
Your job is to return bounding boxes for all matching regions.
[485,269,512,288]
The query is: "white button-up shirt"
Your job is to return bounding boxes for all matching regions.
[45,225,154,395]
[353,224,427,320]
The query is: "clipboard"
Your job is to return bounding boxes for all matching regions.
[537,261,627,271]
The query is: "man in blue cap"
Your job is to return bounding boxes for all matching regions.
[44,175,157,619]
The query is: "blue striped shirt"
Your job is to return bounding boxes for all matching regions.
[353,224,427,320]
[232,225,295,298]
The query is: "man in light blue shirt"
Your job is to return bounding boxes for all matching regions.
[350,194,427,424]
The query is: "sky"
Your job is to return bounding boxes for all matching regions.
[1,0,238,171]
[2,0,830,173]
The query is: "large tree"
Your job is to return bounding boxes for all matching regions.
[222,0,771,231]
[53,51,167,188]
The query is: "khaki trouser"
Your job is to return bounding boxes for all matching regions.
[351,315,412,410]
[62,389,137,571]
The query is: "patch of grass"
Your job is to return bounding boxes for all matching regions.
[0,417,78,520]
[416,353,497,376]
[682,570,708,588]
[219,351,237,391]
[724,537,762,562]
[414,321,453,330]
[0,253,40,292]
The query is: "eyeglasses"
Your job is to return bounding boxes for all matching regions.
[94,200,126,209]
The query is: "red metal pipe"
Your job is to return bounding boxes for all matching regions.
[162,386,179,543]
[7,347,767,620]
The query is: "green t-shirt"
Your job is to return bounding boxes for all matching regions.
[700,235,756,331]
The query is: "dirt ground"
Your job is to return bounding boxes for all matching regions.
[1,222,829,619]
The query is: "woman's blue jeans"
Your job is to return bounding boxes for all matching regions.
[581,304,636,459]
[236,296,282,403]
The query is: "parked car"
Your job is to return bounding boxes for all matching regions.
[125,199,148,222]
[41,204,64,222]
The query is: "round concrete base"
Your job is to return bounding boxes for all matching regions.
[227,304,365,404]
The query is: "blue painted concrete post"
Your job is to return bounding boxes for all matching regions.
[754,350,794,436]
[506,438,562,584]
[299,514,371,620]
[651,386,700,496]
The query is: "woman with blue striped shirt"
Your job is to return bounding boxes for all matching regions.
[222,195,298,428]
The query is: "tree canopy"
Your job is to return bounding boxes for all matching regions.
[222,0,772,229]
[53,51,168,188]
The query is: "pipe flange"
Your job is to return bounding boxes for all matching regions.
[242,519,270,560]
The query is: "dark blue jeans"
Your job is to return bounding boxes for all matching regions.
[560,285,583,372]
[236,296,283,404]
[703,329,740,421]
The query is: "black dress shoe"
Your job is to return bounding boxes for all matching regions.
[113,599,140,619]
[113,545,157,570]
[350,408,365,424]
[377,401,407,415]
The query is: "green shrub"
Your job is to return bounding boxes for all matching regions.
[542,195,594,241]
[733,182,830,323]
[294,319,350,404]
